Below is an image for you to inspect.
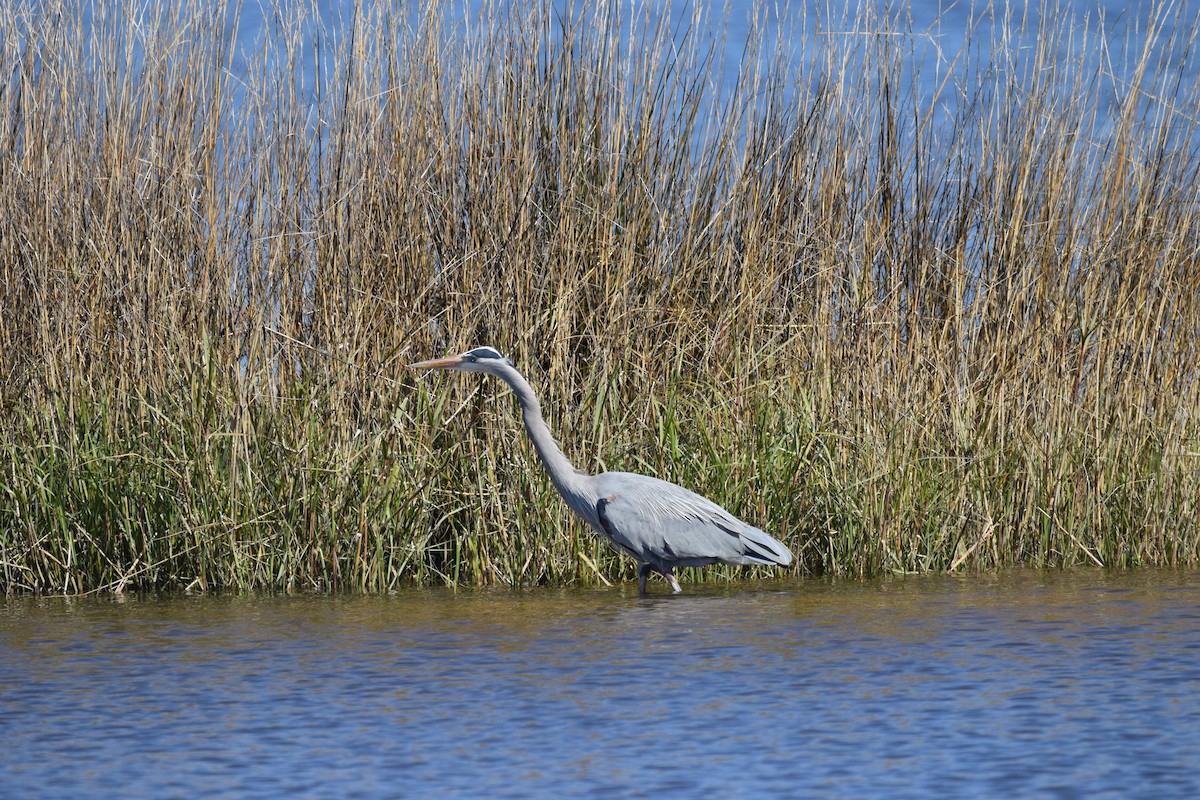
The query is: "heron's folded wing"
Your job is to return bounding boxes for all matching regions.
[594,474,791,566]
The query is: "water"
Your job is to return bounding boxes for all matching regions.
[2,570,1198,798]
[226,1,1189,94]
[218,0,1199,172]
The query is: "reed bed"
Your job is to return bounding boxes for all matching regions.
[2,0,1198,594]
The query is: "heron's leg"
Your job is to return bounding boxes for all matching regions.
[637,563,652,594]
[665,570,682,594]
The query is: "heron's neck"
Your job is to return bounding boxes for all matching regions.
[497,366,592,498]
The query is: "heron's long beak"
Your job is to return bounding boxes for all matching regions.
[409,355,464,370]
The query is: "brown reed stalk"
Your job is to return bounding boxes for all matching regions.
[0,0,1197,593]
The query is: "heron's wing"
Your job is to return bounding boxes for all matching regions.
[592,473,792,568]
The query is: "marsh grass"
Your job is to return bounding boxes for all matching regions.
[2,0,1199,593]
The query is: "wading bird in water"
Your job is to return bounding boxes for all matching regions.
[411,347,793,593]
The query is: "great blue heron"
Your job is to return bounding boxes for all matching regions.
[411,346,794,593]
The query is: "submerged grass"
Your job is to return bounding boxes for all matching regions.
[2,0,1199,593]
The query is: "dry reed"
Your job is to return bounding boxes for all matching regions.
[1,0,1198,594]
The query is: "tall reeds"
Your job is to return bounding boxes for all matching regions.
[2,0,1198,593]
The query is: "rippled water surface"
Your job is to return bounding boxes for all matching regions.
[3,570,1199,798]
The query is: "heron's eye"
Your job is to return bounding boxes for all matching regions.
[464,354,477,363]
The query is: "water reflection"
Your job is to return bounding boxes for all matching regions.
[2,570,1198,798]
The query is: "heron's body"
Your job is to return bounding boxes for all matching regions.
[411,347,793,593]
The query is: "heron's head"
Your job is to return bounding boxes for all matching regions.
[410,346,513,375]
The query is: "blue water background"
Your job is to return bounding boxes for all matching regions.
[2,569,1198,798]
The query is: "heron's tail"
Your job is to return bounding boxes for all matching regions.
[738,526,793,566]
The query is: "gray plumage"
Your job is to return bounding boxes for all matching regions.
[411,346,793,593]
